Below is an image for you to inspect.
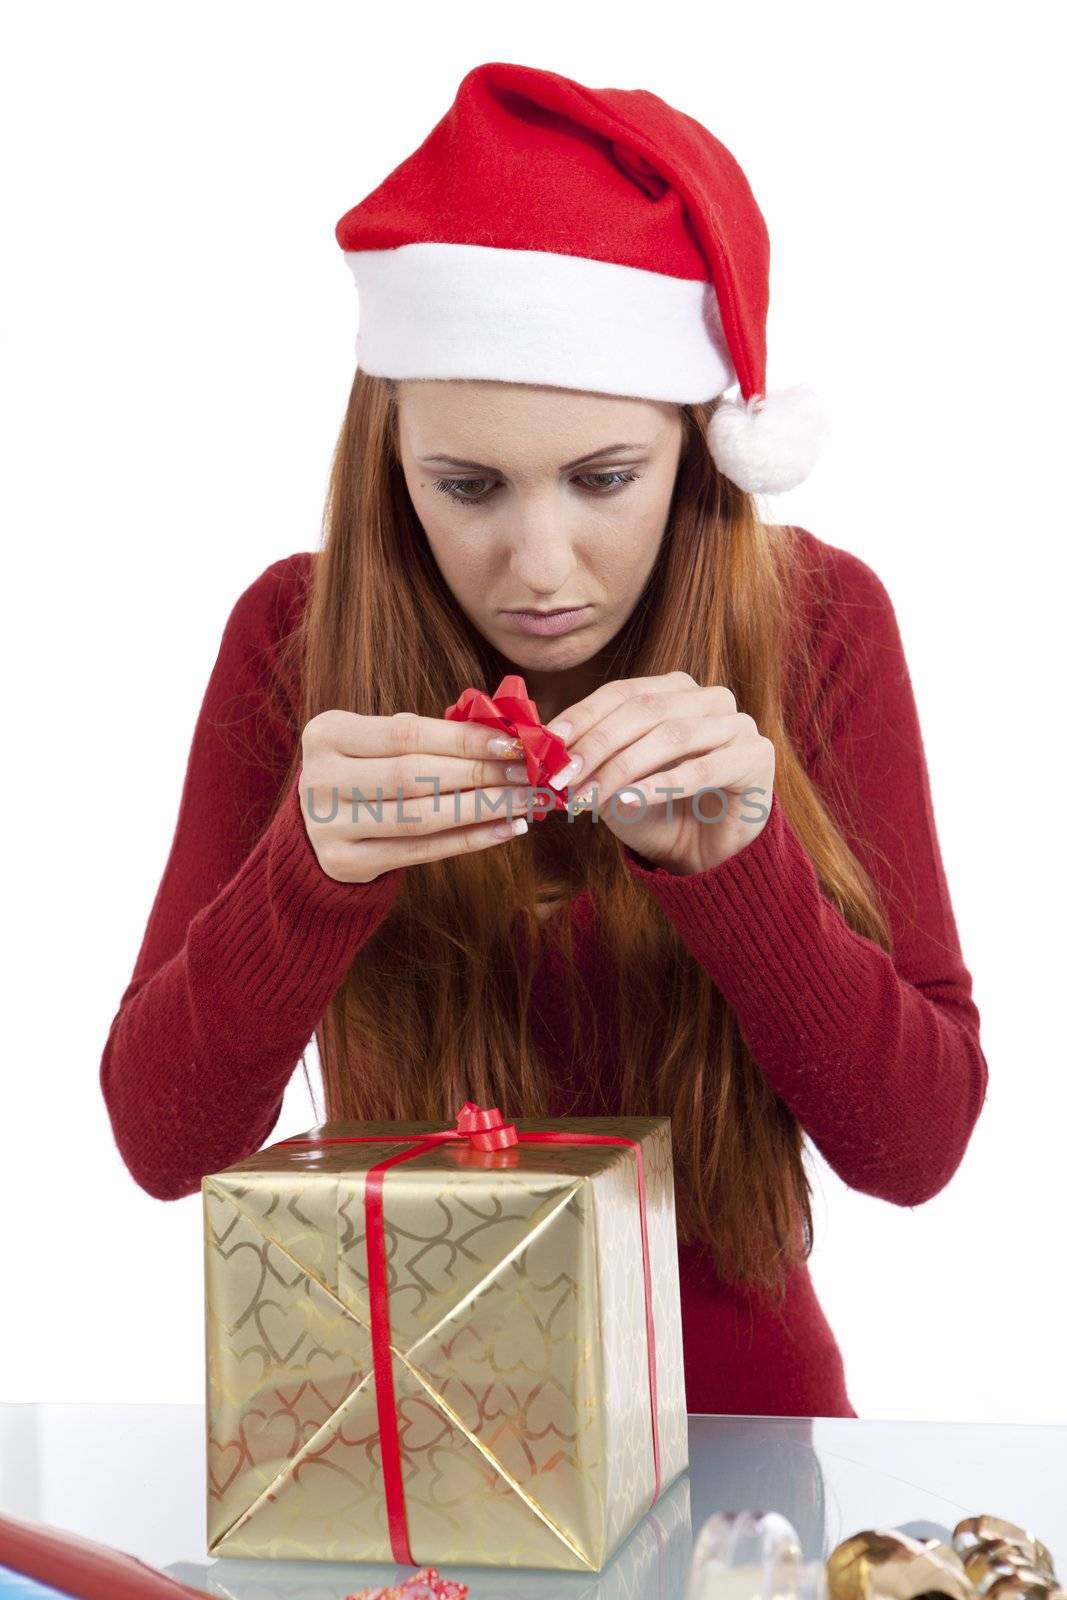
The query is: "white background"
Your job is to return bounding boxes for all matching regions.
[2,2,1064,1423]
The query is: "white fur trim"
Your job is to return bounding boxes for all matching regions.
[706,385,830,494]
[343,241,736,403]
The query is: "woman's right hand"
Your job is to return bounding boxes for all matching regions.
[298,709,536,884]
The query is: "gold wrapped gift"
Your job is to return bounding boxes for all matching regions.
[202,1105,689,1572]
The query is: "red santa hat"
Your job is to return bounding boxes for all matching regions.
[335,61,829,495]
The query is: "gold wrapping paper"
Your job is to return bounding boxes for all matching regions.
[203,1115,689,1572]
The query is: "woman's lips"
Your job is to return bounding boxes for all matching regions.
[501,606,592,637]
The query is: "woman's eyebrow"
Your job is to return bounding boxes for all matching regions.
[417,442,651,472]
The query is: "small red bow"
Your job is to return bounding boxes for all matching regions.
[443,673,574,818]
[453,1099,519,1150]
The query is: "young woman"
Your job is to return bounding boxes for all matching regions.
[100,62,988,1421]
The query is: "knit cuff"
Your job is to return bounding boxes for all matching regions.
[619,790,873,1061]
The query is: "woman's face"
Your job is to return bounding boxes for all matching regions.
[394,379,685,710]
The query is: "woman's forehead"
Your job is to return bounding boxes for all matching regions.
[394,379,680,462]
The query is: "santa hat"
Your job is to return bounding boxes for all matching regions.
[335,61,828,495]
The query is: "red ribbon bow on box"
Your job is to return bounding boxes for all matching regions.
[443,673,574,817]
[275,1101,662,1568]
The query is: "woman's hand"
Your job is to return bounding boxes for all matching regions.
[543,671,775,875]
[298,710,533,884]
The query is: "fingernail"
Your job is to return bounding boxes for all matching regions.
[503,762,526,782]
[549,756,583,791]
[547,720,573,740]
[491,816,528,839]
[488,735,524,757]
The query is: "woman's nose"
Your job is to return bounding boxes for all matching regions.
[507,513,579,593]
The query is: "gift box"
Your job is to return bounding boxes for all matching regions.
[203,1104,688,1572]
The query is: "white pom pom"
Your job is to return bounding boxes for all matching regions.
[706,384,830,494]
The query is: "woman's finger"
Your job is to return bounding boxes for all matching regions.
[571,711,757,803]
[545,671,702,746]
[609,737,773,812]
[302,750,520,804]
[302,781,535,847]
[301,708,524,799]
[319,809,531,884]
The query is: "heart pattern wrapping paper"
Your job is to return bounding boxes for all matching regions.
[202,1113,688,1572]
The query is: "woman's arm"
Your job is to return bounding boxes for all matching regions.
[620,541,988,1207]
[99,555,404,1201]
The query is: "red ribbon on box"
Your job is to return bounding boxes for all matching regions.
[274,1101,662,1568]
[443,673,575,818]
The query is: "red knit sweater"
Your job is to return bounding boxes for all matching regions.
[100,525,988,1420]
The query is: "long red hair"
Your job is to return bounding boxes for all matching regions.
[266,370,892,1298]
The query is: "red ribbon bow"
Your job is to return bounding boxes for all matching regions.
[443,673,574,818]
[452,1098,519,1149]
[275,1102,661,1567]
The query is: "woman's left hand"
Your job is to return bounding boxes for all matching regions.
[541,671,776,875]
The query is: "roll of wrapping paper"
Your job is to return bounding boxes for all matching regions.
[0,1508,215,1600]
[443,673,576,819]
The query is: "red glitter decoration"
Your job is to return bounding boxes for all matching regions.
[345,1564,469,1599]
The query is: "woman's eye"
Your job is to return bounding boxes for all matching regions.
[431,470,642,506]
[432,477,494,503]
[579,470,642,492]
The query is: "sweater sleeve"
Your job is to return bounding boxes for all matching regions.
[99,555,405,1202]
[619,543,988,1208]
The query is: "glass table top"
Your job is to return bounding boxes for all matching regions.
[1,1404,1064,1598]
